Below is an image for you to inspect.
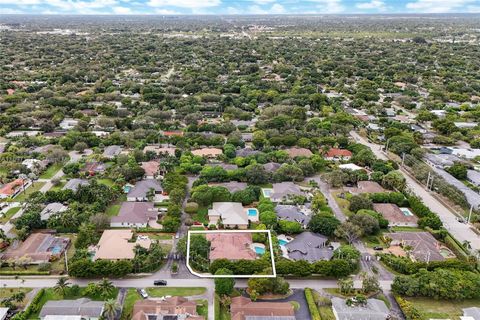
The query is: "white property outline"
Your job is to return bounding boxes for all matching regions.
[186,229,277,278]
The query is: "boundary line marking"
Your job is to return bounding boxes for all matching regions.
[186,229,277,278]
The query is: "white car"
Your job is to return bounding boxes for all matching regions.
[138,288,148,299]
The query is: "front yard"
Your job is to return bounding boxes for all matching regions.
[0,206,21,223]
[146,287,206,297]
[39,163,64,179]
[14,182,46,202]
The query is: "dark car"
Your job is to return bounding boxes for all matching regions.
[154,280,167,286]
[373,246,384,251]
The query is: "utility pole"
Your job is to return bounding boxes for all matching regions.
[468,204,473,224]
[401,153,405,167]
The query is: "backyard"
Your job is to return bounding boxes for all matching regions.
[0,288,32,308]
[404,296,480,320]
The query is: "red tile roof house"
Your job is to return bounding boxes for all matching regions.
[230,296,296,320]
[132,297,204,320]
[110,202,159,228]
[207,233,257,262]
[162,130,184,137]
[141,161,160,179]
[81,162,106,176]
[324,148,352,161]
[0,179,25,199]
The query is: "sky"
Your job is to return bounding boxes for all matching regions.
[1,0,480,15]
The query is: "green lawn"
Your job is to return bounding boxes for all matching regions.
[106,204,121,217]
[50,180,67,191]
[29,287,119,319]
[215,294,231,320]
[332,191,353,217]
[146,287,206,297]
[196,299,208,318]
[405,297,480,320]
[120,289,141,320]
[39,163,64,179]
[0,206,21,223]
[14,182,46,202]
[192,207,209,224]
[98,178,115,187]
[0,288,32,308]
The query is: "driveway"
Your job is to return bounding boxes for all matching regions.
[241,289,311,320]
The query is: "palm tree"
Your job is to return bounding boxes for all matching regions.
[54,277,70,297]
[102,299,119,320]
[97,278,115,299]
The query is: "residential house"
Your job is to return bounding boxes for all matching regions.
[331,297,389,320]
[0,308,8,320]
[236,147,259,157]
[449,147,480,160]
[161,130,184,138]
[81,162,106,175]
[208,202,250,229]
[59,118,78,130]
[40,202,67,221]
[241,132,253,142]
[39,299,104,320]
[269,182,304,203]
[110,202,159,228]
[1,233,70,264]
[230,296,296,320]
[63,179,89,192]
[132,297,204,320]
[263,162,281,173]
[22,159,49,172]
[6,131,41,138]
[454,122,478,129]
[349,181,386,194]
[285,232,333,262]
[424,153,462,169]
[324,148,352,161]
[93,230,151,261]
[467,170,480,187]
[0,179,25,199]
[207,233,256,261]
[275,205,311,227]
[285,147,313,158]
[127,179,166,202]
[103,145,122,158]
[206,163,239,171]
[209,181,247,193]
[191,148,223,158]
[141,161,160,179]
[339,163,364,171]
[385,232,445,262]
[373,203,418,227]
[143,145,176,157]
[462,307,480,320]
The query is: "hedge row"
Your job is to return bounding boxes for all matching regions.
[275,258,358,278]
[214,294,220,320]
[0,270,50,276]
[379,253,475,275]
[394,296,424,320]
[444,235,469,260]
[305,288,321,320]
[11,288,45,320]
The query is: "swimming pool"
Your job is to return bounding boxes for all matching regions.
[247,208,258,217]
[254,246,265,255]
[278,239,288,246]
[400,208,414,216]
[123,185,132,193]
[262,188,273,198]
[50,246,62,254]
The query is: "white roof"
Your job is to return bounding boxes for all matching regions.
[0,308,8,320]
[339,163,364,171]
[208,202,248,226]
[44,316,82,320]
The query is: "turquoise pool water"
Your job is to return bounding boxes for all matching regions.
[400,208,413,216]
[278,239,288,246]
[51,246,62,254]
[262,188,273,198]
[123,185,131,193]
[248,208,258,216]
[254,247,265,254]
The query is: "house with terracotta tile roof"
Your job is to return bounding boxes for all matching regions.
[1,233,70,264]
[285,147,313,158]
[324,148,352,161]
[191,147,223,158]
[162,130,184,137]
[207,233,257,262]
[230,296,296,320]
[141,161,160,179]
[132,297,204,320]
[0,179,25,199]
[92,230,151,261]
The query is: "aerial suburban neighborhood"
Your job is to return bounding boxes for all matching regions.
[1,7,480,320]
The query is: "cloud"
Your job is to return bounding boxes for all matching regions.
[112,5,131,13]
[0,0,40,4]
[247,2,285,14]
[253,0,276,4]
[226,6,240,14]
[406,0,475,13]
[154,8,179,14]
[271,3,285,13]
[146,0,220,8]
[356,0,386,10]
[1,7,25,12]
[311,0,345,13]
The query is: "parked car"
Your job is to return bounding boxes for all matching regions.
[154,280,167,286]
[137,288,148,299]
[373,246,384,251]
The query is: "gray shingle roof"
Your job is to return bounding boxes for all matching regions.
[433,168,480,210]
[127,179,163,199]
[111,202,158,224]
[103,145,122,157]
[463,307,480,319]
[275,205,310,226]
[285,232,331,262]
[62,179,89,192]
[39,298,104,318]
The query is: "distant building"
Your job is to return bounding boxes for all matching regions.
[268,182,304,203]
[0,179,25,199]
[209,181,247,193]
[284,147,313,158]
[324,148,352,161]
[467,170,480,187]
[191,147,223,158]
[103,145,122,158]
[263,162,281,173]
[143,145,176,157]
[63,179,89,192]
[59,118,78,130]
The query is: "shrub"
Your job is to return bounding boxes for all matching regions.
[394,296,424,320]
[305,288,321,320]
[184,202,199,214]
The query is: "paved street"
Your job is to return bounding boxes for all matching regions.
[351,131,480,251]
